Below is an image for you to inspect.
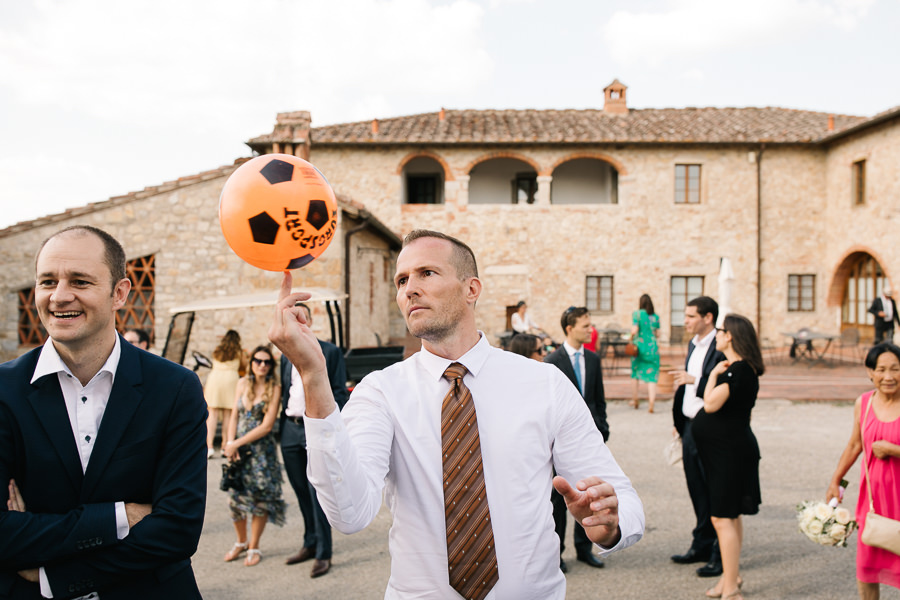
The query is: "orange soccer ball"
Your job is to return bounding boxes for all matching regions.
[219,154,338,271]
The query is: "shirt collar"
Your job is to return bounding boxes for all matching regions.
[691,328,716,350]
[418,332,491,381]
[562,341,583,358]
[31,334,122,385]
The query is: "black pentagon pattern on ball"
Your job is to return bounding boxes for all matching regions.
[287,254,315,269]
[248,211,280,245]
[306,200,329,230]
[260,158,294,185]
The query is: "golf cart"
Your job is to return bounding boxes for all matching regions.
[161,287,405,386]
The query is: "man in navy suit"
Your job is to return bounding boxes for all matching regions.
[545,306,609,571]
[280,303,349,578]
[0,225,207,599]
[869,286,899,344]
[670,296,726,578]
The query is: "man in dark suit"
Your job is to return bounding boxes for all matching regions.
[670,296,726,578]
[0,225,207,599]
[869,286,899,344]
[280,303,349,578]
[545,306,609,571]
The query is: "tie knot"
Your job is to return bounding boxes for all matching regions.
[443,362,468,381]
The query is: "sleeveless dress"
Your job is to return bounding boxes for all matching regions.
[204,358,241,409]
[692,360,762,518]
[856,390,900,588]
[228,400,286,526]
[630,309,660,383]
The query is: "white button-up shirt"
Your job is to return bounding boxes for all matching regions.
[681,329,716,419]
[305,333,644,599]
[31,336,129,599]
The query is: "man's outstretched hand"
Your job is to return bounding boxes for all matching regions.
[552,475,621,548]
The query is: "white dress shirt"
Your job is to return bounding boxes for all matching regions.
[31,336,129,599]
[510,312,538,334]
[285,365,306,418]
[561,341,586,395]
[681,329,716,419]
[305,333,644,599]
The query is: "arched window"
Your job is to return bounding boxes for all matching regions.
[403,157,445,204]
[550,158,618,204]
[468,158,537,204]
[841,253,884,341]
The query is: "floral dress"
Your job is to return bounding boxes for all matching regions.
[630,309,660,383]
[228,400,286,526]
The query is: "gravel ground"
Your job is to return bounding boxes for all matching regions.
[192,397,898,599]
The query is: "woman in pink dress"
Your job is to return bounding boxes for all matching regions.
[828,342,900,599]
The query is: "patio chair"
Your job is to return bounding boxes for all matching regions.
[834,327,863,364]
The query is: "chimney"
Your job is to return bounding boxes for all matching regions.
[828,114,835,132]
[603,79,629,115]
[439,107,446,122]
[371,119,379,135]
[269,111,311,159]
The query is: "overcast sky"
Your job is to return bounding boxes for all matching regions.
[1,0,896,230]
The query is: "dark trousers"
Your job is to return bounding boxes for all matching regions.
[280,418,332,560]
[551,489,593,557]
[681,419,718,557]
[874,323,894,344]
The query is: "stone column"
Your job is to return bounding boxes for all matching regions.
[536,175,553,205]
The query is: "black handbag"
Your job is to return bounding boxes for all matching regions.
[219,446,252,492]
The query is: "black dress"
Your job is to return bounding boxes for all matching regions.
[692,360,762,518]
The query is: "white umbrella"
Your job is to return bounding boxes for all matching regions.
[717,257,734,327]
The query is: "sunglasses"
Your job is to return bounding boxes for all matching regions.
[533,346,547,356]
[252,357,274,366]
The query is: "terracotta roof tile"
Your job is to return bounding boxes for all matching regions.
[306,107,867,145]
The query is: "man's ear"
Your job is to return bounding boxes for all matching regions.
[112,277,131,311]
[466,276,482,305]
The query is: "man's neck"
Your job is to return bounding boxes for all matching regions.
[694,326,714,341]
[422,329,481,361]
[565,338,584,351]
[53,331,117,386]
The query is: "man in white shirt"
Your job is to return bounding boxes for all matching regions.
[269,229,644,599]
[670,296,726,578]
[0,225,207,599]
[869,285,899,344]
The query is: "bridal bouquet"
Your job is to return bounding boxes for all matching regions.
[797,482,857,547]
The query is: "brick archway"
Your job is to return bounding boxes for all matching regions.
[549,152,629,176]
[463,152,542,175]
[396,151,455,181]
[826,246,891,307]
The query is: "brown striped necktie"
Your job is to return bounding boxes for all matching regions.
[441,362,498,600]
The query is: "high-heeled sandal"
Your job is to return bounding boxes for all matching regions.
[705,577,743,598]
[224,541,248,562]
[244,548,261,566]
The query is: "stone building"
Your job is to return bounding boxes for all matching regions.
[0,160,401,363]
[2,80,898,363]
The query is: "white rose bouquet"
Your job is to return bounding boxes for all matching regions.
[796,480,857,547]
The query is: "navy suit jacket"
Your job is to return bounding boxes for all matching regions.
[672,338,726,436]
[281,340,349,415]
[545,346,609,441]
[0,337,208,600]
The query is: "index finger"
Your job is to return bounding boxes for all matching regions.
[276,271,312,310]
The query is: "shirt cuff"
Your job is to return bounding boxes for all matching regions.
[115,501,130,539]
[303,406,342,450]
[39,568,52,598]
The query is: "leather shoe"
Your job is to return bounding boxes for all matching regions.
[696,560,723,577]
[285,547,314,565]
[559,558,568,574]
[671,547,711,564]
[576,553,605,568]
[310,559,331,578]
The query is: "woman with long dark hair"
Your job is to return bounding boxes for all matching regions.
[222,345,286,566]
[693,314,765,600]
[630,294,661,412]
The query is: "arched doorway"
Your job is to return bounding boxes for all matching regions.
[838,252,887,342]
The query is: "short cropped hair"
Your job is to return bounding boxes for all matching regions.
[126,329,151,347]
[37,225,127,289]
[403,229,478,280]
[560,306,589,335]
[687,296,719,324]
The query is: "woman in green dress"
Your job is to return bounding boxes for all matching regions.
[630,294,661,412]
